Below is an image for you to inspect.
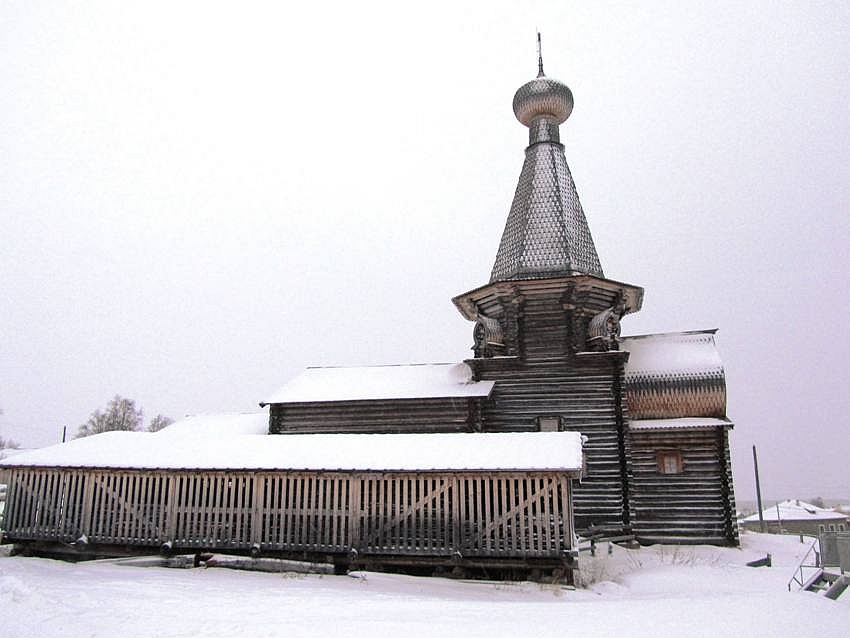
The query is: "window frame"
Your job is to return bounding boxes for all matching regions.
[536,415,562,432]
[656,450,684,475]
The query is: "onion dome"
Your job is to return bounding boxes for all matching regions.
[512,76,574,127]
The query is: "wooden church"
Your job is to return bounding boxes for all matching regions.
[261,56,738,545]
[0,51,739,580]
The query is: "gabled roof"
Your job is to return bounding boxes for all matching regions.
[261,362,495,406]
[0,430,584,473]
[742,500,848,523]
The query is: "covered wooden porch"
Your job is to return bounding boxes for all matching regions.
[1,430,583,580]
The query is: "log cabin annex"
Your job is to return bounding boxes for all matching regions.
[0,46,739,582]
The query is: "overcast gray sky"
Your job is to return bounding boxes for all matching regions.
[2,1,848,501]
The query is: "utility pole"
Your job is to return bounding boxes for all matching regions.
[753,445,765,533]
[61,426,67,443]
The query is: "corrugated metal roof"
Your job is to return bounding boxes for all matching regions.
[0,430,584,473]
[261,362,495,405]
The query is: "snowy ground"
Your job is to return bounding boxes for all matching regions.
[1,532,848,637]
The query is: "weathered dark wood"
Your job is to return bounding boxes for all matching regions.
[270,398,479,435]
[267,277,639,553]
[469,353,631,535]
[629,427,738,545]
[1,467,577,575]
[451,273,737,545]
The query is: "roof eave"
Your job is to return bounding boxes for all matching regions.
[452,274,644,321]
[260,386,496,408]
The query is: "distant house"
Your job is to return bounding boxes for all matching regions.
[740,500,849,535]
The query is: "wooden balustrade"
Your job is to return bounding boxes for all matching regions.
[1,468,575,561]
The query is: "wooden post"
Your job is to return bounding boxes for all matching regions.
[251,473,263,548]
[349,476,361,553]
[80,472,94,540]
[165,475,178,542]
[451,476,461,555]
[752,445,765,533]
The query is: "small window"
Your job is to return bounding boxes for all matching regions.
[839,524,846,532]
[819,524,826,533]
[657,451,683,474]
[828,524,836,532]
[538,416,560,432]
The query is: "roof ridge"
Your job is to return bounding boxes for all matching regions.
[305,362,459,370]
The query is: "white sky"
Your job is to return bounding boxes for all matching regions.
[2,1,848,501]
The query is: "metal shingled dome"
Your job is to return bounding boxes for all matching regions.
[513,76,574,126]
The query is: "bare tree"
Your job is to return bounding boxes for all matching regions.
[147,414,174,432]
[76,395,143,438]
[0,434,20,461]
[1,407,20,458]
[0,435,20,450]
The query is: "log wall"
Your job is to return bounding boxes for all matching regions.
[0,468,575,563]
[270,398,477,434]
[459,282,635,536]
[470,353,631,536]
[629,427,738,545]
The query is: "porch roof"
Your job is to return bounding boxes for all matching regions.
[0,430,583,474]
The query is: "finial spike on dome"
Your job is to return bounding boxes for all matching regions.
[537,32,545,77]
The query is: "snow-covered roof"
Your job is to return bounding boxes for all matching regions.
[620,330,727,419]
[0,430,583,473]
[261,362,495,405]
[621,330,724,376]
[629,417,732,431]
[0,447,28,461]
[158,412,269,436]
[742,500,849,523]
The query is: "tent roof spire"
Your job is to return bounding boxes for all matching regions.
[489,45,604,283]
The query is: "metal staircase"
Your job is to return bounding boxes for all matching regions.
[788,533,849,600]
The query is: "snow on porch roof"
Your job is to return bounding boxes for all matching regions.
[0,431,584,473]
[260,362,495,405]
